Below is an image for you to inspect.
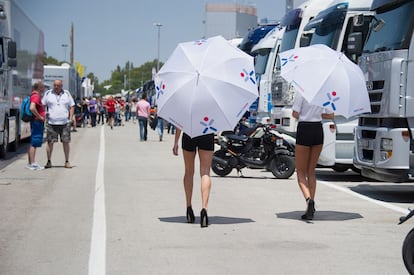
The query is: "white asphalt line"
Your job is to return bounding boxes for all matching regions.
[88,126,106,275]
[319,180,410,215]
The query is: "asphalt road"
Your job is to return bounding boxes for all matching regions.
[0,121,413,275]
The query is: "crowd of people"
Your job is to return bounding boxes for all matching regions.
[26,82,175,171]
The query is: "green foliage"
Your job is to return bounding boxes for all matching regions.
[95,59,162,96]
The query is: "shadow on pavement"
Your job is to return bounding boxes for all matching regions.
[159,216,255,225]
[316,170,377,183]
[350,184,414,204]
[276,210,363,221]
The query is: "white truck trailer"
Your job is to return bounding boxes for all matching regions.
[0,0,44,158]
[352,0,414,182]
[44,63,81,99]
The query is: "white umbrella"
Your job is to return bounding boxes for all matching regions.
[155,35,258,138]
[279,44,371,118]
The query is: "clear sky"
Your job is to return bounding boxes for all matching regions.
[15,0,302,83]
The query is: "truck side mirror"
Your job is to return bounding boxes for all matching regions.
[347,32,363,55]
[299,34,310,47]
[7,58,16,67]
[7,41,16,59]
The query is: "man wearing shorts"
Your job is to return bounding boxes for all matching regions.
[42,79,75,169]
[26,81,46,171]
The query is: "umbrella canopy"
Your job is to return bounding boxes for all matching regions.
[278,44,371,118]
[155,35,258,138]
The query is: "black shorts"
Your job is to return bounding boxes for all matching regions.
[296,122,323,146]
[182,133,214,152]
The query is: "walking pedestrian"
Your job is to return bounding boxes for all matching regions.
[89,96,97,127]
[42,79,75,169]
[97,97,105,125]
[137,92,150,141]
[130,98,137,123]
[173,129,214,228]
[292,93,334,220]
[104,95,116,129]
[26,81,46,171]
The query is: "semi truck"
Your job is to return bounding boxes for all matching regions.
[0,0,44,158]
[274,0,373,172]
[352,0,414,182]
[251,26,285,124]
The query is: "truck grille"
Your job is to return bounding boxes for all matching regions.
[367,80,384,114]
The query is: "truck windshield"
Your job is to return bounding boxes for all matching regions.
[280,8,302,52]
[254,48,271,75]
[364,1,414,53]
[306,3,347,49]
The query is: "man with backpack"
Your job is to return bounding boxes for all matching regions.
[26,81,46,171]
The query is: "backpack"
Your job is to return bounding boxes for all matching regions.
[20,95,34,122]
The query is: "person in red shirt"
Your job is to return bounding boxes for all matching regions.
[26,81,46,170]
[104,95,116,129]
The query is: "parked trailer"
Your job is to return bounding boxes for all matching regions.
[0,0,44,158]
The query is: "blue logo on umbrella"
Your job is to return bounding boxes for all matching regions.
[240,69,256,85]
[322,91,340,111]
[194,39,207,46]
[200,116,217,134]
[281,54,299,66]
[156,82,166,99]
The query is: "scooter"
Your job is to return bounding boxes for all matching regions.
[212,124,295,179]
[399,208,414,274]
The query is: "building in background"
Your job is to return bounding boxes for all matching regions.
[204,2,258,39]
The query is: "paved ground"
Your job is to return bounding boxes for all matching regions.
[0,121,413,274]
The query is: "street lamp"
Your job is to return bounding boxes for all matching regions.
[153,23,162,72]
[61,44,68,62]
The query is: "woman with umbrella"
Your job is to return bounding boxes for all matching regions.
[157,36,259,228]
[292,93,334,220]
[173,130,214,228]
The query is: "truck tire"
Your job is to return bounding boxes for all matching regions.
[9,118,19,152]
[0,120,9,158]
[402,228,414,275]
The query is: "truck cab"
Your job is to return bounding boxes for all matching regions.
[291,0,374,171]
[251,26,285,124]
[352,0,414,181]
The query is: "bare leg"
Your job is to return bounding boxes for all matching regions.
[198,149,213,210]
[295,144,311,200]
[307,144,323,199]
[63,142,70,162]
[46,142,54,161]
[28,146,36,164]
[182,149,196,207]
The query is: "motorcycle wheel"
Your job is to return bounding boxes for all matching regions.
[211,150,233,177]
[402,228,414,275]
[270,155,295,179]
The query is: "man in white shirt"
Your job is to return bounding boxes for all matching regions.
[42,79,75,169]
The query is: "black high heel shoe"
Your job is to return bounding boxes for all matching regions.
[200,208,208,228]
[301,198,315,220]
[186,206,195,223]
